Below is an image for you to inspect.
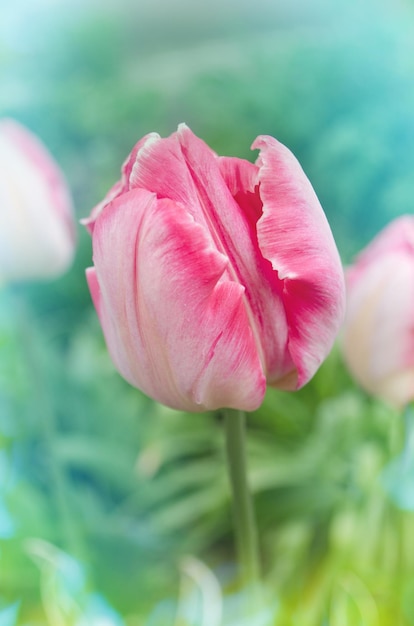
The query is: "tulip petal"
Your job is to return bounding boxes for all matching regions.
[343,251,414,408]
[252,135,345,386]
[0,119,75,281]
[121,125,294,386]
[90,188,266,412]
[128,130,202,212]
[87,189,157,390]
[0,119,74,236]
[177,126,297,386]
[218,156,262,232]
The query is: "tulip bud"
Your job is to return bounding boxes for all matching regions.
[0,119,75,282]
[342,216,414,409]
[84,124,345,412]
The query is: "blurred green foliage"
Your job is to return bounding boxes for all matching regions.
[1,0,414,623]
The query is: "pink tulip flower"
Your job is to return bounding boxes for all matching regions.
[0,119,75,282]
[342,216,414,409]
[84,124,345,412]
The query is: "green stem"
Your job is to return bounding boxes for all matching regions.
[223,409,260,589]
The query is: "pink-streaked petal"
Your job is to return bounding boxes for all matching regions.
[121,132,160,183]
[178,125,296,386]
[90,189,157,389]
[128,129,202,211]
[252,135,345,386]
[91,188,266,412]
[218,156,259,197]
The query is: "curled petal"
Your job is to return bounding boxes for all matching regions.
[252,135,346,386]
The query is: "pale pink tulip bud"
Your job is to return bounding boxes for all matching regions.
[84,124,345,412]
[342,216,414,409]
[0,119,75,282]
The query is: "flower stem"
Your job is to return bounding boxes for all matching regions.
[223,409,260,589]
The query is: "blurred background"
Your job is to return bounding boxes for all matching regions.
[1,0,414,623]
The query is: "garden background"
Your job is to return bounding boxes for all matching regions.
[1,0,414,623]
